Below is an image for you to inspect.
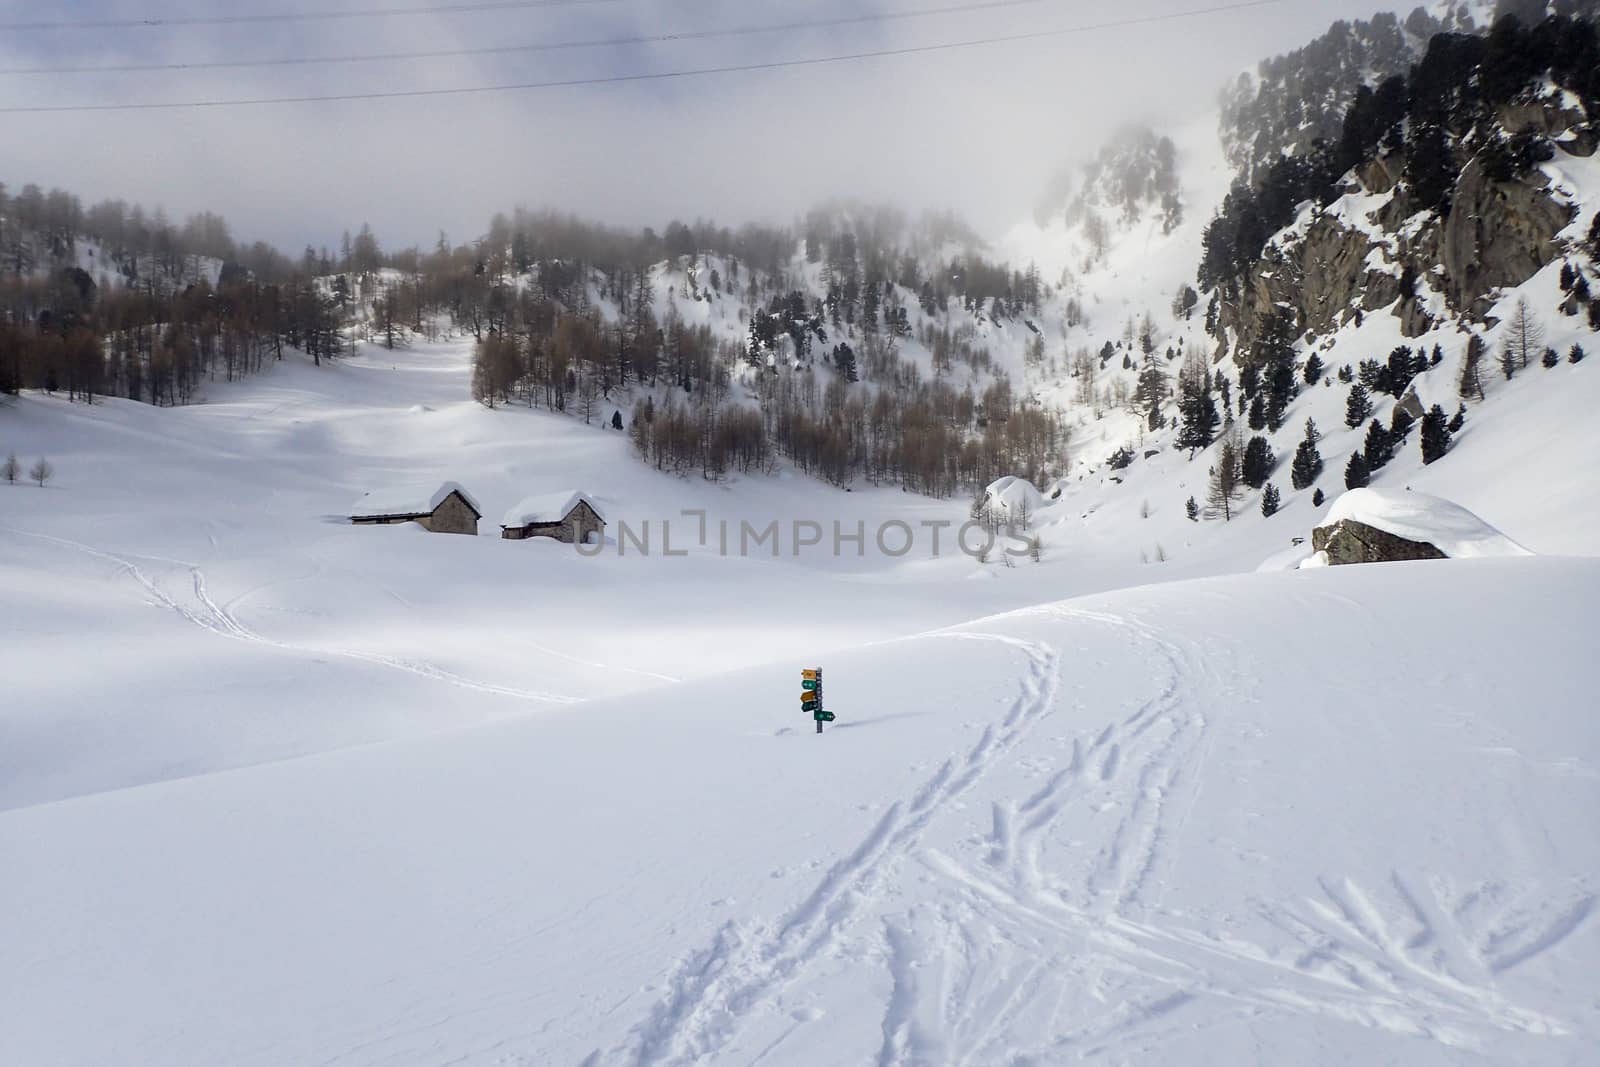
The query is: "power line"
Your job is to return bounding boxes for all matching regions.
[3,0,1075,77]
[0,0,621,33]
[0,0,1282,114]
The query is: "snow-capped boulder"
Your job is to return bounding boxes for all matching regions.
[983,476,1047,524]
[1311,488,1532,565]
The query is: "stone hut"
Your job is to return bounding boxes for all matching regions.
[501,491,607,544]
[350,481,482,535]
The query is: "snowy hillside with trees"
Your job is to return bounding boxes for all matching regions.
[3,1,1600,1064]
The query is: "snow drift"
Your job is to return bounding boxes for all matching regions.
[1324,488,1534,560]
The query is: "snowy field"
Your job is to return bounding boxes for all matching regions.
[2,337,1597,1065]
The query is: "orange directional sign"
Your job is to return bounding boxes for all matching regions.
[802,669,819,680]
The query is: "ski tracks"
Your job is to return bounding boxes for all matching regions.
[612,602,1587,1065]
[3,525,583,705]
[613,633,1062,1067]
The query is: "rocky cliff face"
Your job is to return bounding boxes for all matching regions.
[1217,138,1580,362]
[1440,154,1575,317]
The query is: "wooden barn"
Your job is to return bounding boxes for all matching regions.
[349,481,482,535]
[501,491,607,544]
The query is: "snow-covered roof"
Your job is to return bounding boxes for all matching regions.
[501,490,606,528]
[350,481,482,519]
[1324,489,1532,560]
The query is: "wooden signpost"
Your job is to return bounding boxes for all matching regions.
[802,667,834,733]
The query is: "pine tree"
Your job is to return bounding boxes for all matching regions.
[1303,353,1324,385]
[1241,434,1274,489]
[1458,335,1486,401]
[1260,482,1282,517]
[1206,428,1245,521]
[1363,418,1394,471]
[1542,347,1560,369]
[1185,495,1199,522]
[1448,404,1466,433]
[1265,358,1296,431]
[1175,385,1220,456]
[1344,451,1371,489]
[1345,382,1373,428]
[1290,418,1324,490]
[1420,404,1452,465]
[1313,488,1326,507]
[1571,344,1587,364]
[1247,391,1266,431]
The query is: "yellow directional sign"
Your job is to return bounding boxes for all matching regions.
[802,669,819,680]
[801,693,818,704]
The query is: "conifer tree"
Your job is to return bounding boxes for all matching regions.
[1363,418,1394,471]
[1206,433,1244,521]
[1265,359,1295,431]
[1458,335,1486,401]
[1448,404,1465,433]
[1260,482,1281,517]
[1290,418,1324,490]
[1420,403,1452,464]
[1344,451,1371,489]
[1247,391,1267,431]
[1175,384,1220,456]
[1313,488,1325,506]
[1345,382,1373,428]
[1571,344,1587,364]
[1185,495,1199,522]
[1303,353,1324,385]
[1241,434,1274,489]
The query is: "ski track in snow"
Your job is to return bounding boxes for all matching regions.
[611,631,1062,1067]
[2,525,585,705]
[604,605,1581,1065]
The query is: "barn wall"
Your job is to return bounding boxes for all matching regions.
[502,502,605,544]
[428,493,480,536]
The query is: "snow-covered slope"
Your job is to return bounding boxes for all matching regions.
[3,557,1595,1066]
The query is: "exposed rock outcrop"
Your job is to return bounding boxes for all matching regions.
[1439,155,1574,319]
[1311,518,1448,565]
[1219,152,1574,361]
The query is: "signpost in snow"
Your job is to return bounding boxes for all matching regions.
[802,668,834,733]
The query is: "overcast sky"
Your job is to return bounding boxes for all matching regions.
[0,0,1419,252]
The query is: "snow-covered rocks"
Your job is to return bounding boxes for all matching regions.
[983,475,1047,524]
[1312,487,1533,565]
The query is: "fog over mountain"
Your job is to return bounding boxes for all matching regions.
[4,0,1396,247]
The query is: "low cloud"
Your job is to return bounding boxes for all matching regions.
[0,0,1398,251]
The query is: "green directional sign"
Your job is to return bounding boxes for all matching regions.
[802,679,819,691]
[814,710,836,723]
[802,700,819,712]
